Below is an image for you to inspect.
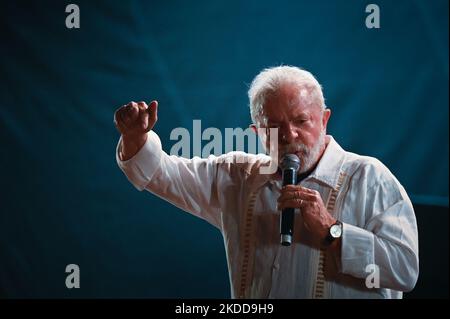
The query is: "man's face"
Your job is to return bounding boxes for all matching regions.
[257,83,331,173]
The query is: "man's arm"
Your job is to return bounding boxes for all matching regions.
[337,170,420,292]
[120,134,148,161]
[277,173,419,292]
[114,100,224,228]
[339,198,419,292]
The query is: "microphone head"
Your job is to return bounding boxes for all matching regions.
[280,154,301,172]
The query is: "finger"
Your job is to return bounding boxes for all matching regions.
[119,110,132,129]
[117,106,130,129]
[135,102,148,130]
[128,103,139,123]
[113,107,123,127]
[283,185,316,194]
[281,186,320,201]
[278,191,316,203]
[140,108,149,130]
[277,197,315,205]
[125,101,137,113]
[277,198,309,210]
[122,102,138,125]
[137,101,147,111]
[278,192,315,207]
[114,113,126,133]
[279,187,315,197]
[114,115,128,132]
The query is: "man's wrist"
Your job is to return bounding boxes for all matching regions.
[322,219,342,247]
[321,217,337,241]
[120,133,148,161]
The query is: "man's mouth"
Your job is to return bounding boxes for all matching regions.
[279,149,307,158]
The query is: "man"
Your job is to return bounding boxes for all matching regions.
[114,66,419,298]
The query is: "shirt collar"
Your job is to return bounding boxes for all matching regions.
[306,135,346,190]
[261,135,346,191]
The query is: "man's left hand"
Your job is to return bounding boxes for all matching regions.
[277,185,336,241]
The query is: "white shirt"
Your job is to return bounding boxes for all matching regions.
[116,131,419,299]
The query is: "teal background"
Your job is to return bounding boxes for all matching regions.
[0,0,448,298]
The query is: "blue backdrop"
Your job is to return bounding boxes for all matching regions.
[0,0,448,298]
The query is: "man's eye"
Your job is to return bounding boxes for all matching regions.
[294,119,308,125]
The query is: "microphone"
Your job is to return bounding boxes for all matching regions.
[280,154,301,246]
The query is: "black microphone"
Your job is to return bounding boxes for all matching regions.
[280,154,301,246]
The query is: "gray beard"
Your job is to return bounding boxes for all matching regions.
[279,130,326,174]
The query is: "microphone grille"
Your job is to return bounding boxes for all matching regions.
[280,154,301,171]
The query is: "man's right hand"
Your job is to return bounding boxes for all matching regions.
[114,100,158,161]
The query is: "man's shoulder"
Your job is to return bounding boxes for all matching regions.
[342,150,400,189]
[341,149,412,209]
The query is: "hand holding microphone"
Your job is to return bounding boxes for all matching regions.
[278,155,337,246]
[278,154,301,246]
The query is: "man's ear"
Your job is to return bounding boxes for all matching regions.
[322,108,331,130]
[250,124,258,134]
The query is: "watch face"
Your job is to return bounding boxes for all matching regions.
[330,224,342,238]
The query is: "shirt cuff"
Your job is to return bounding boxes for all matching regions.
[116,130,163,191]
[340,222,375,278]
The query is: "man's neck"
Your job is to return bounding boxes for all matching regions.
[297,165,316,183]
[274,164,316,183]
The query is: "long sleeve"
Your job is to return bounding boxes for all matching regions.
[340,169,419,292]
[116,130,224,229]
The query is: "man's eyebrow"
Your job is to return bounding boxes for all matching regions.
[293,112,310,118]
[267,112,309,122]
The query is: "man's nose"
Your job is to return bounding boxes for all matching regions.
[280,124,299,144]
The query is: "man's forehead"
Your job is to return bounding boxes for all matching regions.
[267,84,314,106]
[263,97,313,117]
[257,83,322,124]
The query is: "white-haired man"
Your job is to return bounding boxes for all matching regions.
[114,66,419,298]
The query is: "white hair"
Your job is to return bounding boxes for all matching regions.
[248,65,325,124]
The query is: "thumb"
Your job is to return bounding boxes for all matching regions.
[147,100,158,115]
[146,100,158,130]
[142,100,158,132]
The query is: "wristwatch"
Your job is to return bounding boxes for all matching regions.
[324,220,343,246]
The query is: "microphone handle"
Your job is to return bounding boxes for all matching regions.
[280,168,298,246]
